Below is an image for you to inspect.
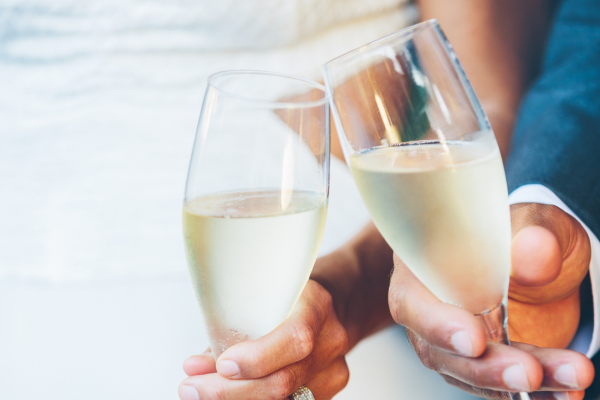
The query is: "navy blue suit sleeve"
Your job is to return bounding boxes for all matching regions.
[506,0,600,237]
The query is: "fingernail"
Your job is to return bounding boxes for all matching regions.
[217,359,240,377]
[502,363,530,392]
[450,330,473,356]
[553,392,570,400]
[555,364,579,388]
[179,385,200,400]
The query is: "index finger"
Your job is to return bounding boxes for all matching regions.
[389,254,488,358]
[216,280,343,379]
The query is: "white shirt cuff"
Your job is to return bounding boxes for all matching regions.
[509,184,600,358]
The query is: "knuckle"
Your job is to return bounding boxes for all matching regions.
[470,362,483,388]
[388,292,399,321]
[319,288,334,311]
[332,359,350,392]
[248,349,270,377]
[388,284,405,325]
[270,367,297,399]
[291,322,315,360]
[331,322,349,355]
[407,329,437,371]
[211,385,227,400]
[198,383,227,400]
[441,374,466,390]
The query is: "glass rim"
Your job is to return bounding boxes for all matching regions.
[322,19,439,71]
[321,18,491,141]
[207,70,330,108]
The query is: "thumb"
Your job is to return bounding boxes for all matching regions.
[509,203,590,304]
[511,225,562,287]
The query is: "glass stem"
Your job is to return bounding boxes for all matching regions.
[476,302,531,400]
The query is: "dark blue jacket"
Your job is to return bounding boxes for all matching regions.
[506,0,600,392]
[506,0,600,238]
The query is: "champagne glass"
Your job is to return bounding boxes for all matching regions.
[183,71,330,359]
[323,20,529,400]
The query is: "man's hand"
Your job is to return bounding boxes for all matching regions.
[390,203,595,399]
[178,280,349,400]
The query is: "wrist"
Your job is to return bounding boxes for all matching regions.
[310,247,361,330]
[312,224,396,347]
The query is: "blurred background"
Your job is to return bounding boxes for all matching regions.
[0,0,480,398]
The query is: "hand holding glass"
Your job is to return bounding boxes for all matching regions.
[323,20,529,400]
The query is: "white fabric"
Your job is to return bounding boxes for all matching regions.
[0,0,416,282]
[509,184,600,358]
[2,0,411,56]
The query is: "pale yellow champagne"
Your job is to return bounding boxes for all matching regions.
[350,139,510,314]
[183,190,327,356]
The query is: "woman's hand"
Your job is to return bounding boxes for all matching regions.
[389,204,595,399]
[179,280,350,400]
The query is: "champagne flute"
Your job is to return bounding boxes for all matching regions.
[183,71,330,359]
[323,20,529,400]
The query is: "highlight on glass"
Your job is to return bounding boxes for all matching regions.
[183,70,330,358]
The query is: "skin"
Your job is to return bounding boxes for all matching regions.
[393,204,593,399]
[179,1,595,399]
